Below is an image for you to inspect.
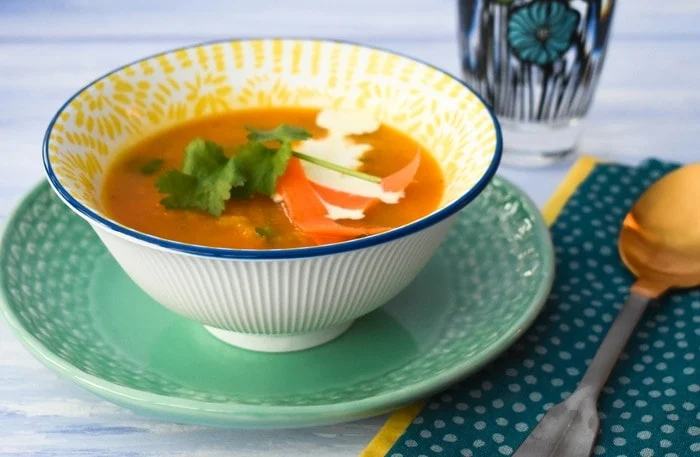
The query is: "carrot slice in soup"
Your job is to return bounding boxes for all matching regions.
[381,150,421,193]
[309,150,422,213]
[277,158,389,243]
[310,183,376,211]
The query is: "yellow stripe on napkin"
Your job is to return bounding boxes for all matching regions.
[541,156,599,225]
[360,403,426,457]
[360,155,600,457]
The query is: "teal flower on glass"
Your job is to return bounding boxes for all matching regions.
[507,1,580,65]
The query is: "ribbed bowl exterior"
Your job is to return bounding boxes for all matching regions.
[92,216,454,334]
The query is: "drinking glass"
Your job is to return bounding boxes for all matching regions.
[458,0,617,166]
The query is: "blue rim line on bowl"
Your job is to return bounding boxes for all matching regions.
[42,37,503,260]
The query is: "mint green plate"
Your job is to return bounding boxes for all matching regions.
[0,177,553,429]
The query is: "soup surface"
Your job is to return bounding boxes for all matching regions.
[102,108,444,249]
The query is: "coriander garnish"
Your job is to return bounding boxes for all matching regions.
[140,158,164,175]
[155,124,382,216]
[155,139,244,216]
[254,226,274,239]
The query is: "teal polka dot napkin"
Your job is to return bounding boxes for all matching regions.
[382,159,699,457]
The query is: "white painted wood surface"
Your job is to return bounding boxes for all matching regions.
[1,0,698,455]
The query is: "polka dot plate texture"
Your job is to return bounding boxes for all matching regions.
[0,176,553,428]
[382,160,700,457]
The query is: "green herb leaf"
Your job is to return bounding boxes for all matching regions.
[140,158,164,175]
[233,140,293,197]
[254,225,274,239]
[155,171,198,209]
[156,138,244,216]
[245,124,311,144]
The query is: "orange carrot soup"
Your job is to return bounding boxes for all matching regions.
[102,107,444,249]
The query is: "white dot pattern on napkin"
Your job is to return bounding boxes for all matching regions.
[388,161,699,457]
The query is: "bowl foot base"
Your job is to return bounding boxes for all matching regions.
[204,321,354,352]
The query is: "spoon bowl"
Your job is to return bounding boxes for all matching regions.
[620,163,700,293]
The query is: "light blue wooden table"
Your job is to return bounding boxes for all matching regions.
[1,1,698,455]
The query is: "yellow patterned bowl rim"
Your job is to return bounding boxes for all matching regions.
[42,38,502,259]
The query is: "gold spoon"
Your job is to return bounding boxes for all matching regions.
[513,163,700,457]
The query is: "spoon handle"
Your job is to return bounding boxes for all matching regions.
[512,292,652,457]
[579,292,651,396]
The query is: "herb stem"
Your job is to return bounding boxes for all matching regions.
[292,151,381,184]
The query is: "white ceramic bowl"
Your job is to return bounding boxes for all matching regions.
[43,38,502,352]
